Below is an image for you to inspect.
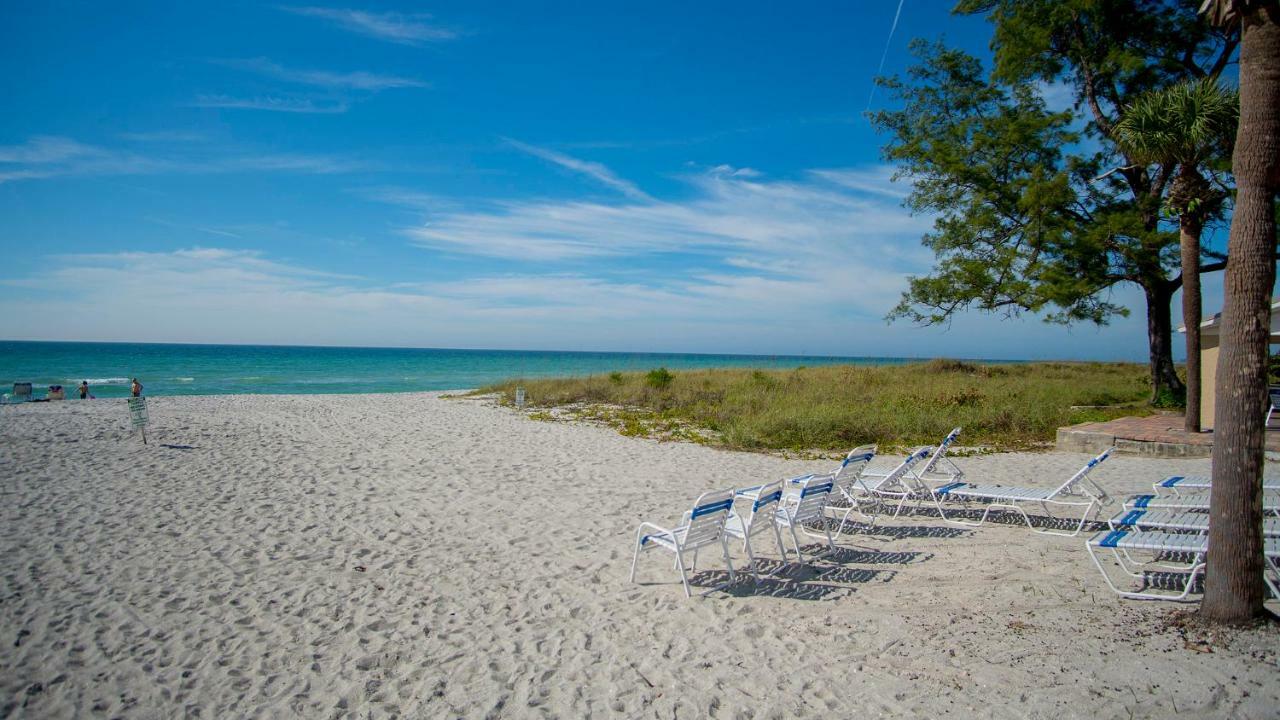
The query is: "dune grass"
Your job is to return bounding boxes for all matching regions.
[476,359,1158,452]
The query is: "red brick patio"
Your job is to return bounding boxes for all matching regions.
[1057,413,1280,456]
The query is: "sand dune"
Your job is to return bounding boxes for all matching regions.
[1,392,1277,718]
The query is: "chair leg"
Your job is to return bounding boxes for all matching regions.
[721,535,736,583]
[673,548,692,598]
[771,522,788,563]
[788,523,805,562]
[629,534,643,584]
[742,533,759,582]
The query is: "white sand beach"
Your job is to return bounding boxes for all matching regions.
[2,392,1278,719]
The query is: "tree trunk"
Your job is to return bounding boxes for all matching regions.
[1202,3,1280,625]
[1143,281,1186,403]
[1181,211,1204,432]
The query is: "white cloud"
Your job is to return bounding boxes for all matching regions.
[0,245,1158,359]
[708,164,762,178]
[216,58,428,90]
[0,136,101,164]
[403,165,931,270]
[280,7,457,44]
[190,95,349,114]
[503,138,653,201]
[0,135,367,183]
[808,167,909,200]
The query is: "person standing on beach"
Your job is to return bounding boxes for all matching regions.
[78,381,90,400]
[131,378,142,397]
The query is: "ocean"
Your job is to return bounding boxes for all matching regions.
[0,341,940,399]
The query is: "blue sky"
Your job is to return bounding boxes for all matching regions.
[0,2,1231,359]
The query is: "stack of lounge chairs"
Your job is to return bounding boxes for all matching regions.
[1086,473,1280,601]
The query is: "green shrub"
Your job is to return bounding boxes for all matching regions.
[645,367,674,389]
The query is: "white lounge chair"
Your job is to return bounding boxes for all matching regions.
[925,448,1113,537]
[848,445,935,520]
[629,489,737,597]
[725,480,789,579]
[917,427,964,483]
[784,445,878,536]
[1123,492,1280,517]
[776,474,838,563]
[1154,474,1280,496]
[10,383,32,403]
[1086,529,1280,601]
[1108,508,1280,536]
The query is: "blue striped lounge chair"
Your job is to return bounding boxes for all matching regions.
[784,444,878,537]
[1153,474,1280,496]
[848,445,935,521]
[917,427,964,484]
[725,480,789,580]
[926,448,1114,537]
[1086,529,1280,601]
[1123,491,1280,517]
[629,488,737,598]
[1108,508,1280,536]
[775,474,838,563]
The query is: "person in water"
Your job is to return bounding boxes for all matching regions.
[79,381,90,399]
[131,378,143,397]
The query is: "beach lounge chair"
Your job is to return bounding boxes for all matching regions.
[785,445,878,536]
[1086,529,1280,601]
[847,445,935,520]
[11,383,32,403]
[629,489,737,597]
[725,480,790,579]
[1123,491,1280,517]
[1268,387,1280,427]
[926,448,1114,537]
[1153,474,1280,496]
[917,428,964,483]
[1107,508,1280,536]
[776,474,838,563]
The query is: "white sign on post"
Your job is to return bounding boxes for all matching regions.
[515,386,526,410]
[128,397,150,444]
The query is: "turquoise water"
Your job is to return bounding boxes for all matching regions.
[0,341,944,399]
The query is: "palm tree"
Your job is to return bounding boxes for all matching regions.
[1115,79,1238,434]
[1198,0,1280,625]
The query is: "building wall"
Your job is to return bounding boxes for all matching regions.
[1200,335,1219,430]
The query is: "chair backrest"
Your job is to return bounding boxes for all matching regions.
[12,382,32,400]
[789,474,835,524]
[1270,388,1280,409]
[681,488,735,547]
[832,444,877,492]
[867,445,933,493]
[920,428,961,474]
[1050,447,1113,501]
[742,480,784,534]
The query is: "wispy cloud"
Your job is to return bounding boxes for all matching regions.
[280,7,457,44]
[0,135,101,164]
[401,164,928,268]
[0,135,367,183]
[503,138,652,201]
[808,167,909,200]
[215,57,427,90]
[0,244,1152,359]
[190,94,349,114]
[144,216,244,239]
[118,130,209,143]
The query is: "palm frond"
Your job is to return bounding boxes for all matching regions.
[1113,78,1239,164]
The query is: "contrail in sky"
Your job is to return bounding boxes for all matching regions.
[866,0,907,111]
